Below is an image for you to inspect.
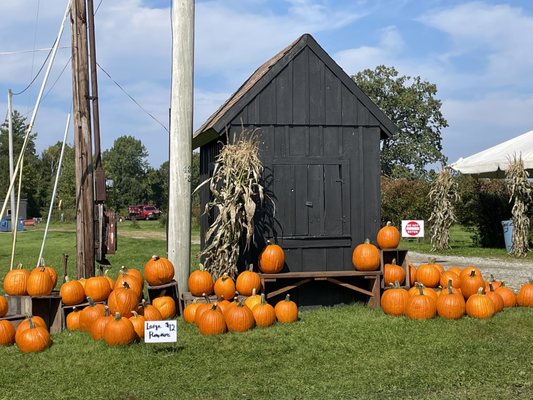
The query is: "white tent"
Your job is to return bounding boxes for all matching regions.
[450,129,533,177]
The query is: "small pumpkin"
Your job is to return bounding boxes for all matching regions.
[3,264,30,296]
[517,280,533,307]
[183,299,201,324]
[376,221,400,249]
[129,311,146,340]
[0,295,8,318]
[197,304,227,335]
[405,283,437,320]
[66,307,82,331]
[214,273,236,301]
[486,283,504,313]
[137,299,163,321]
[383,259,405,286]
[60,276,86,306]
[352,239,380,271]
[244,288,261,311]
[225,298,255,332]
[252,294,276,327]
[274,294,298,323]
[144,255,175,286]
[258,240,285,273]
[494,284,516,308]
[15,317,51,353]
[381,282,409,316]
[436,280,465,320]
[465,287,495,319]
[152,296,176,319]
[0,320,16,346]
[439,271,460,289]
[188,264,214,296]
[235,265,261,296]
[103,312,136,346]
[26,266,54,296]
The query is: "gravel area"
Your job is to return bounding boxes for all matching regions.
[407,251,533,291]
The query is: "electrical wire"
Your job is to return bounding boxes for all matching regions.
[0,47,69,56]
[94,0,104,15]
[97,62,169,134]
[12,38,57,96]
[42,56,72,101]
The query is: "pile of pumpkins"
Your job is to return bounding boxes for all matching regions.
[184,242,297,335]
[0,255,178,351]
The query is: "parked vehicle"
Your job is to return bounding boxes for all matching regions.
[127,204,161,220]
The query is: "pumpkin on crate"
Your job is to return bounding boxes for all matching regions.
[352,239,380,271]
[258,240,285,273]
[188,264,214,296]
[405,283,437,320]
[27,266,54,296]
[381,282,409,316]
[465,287,495,319]
[114,268,143,298]
[252,294,276,327]
[236,265,261,296]
[84,275,112,303]
[274,294,298,323]
[144,255,175,286]
[15,316,51,353]
[103,312,136,346]
[225,298,255,332]
[436,280,465,320]
[213,273,236,301]
[383,259,405,286]
[517,281,533,307]
[152,295,176,319]
[0,295,8,318]
[416,260,441,288]
[60,276,86,306]
[376,221,400,249]
[35,261,58,289]
[197,304,226,336]
[3,264,30,296]
[108,282,140,319]
[0,320,15,346]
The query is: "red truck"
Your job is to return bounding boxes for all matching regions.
[127,204,161,220]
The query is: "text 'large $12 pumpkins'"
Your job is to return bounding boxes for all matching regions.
[352,239,380,271]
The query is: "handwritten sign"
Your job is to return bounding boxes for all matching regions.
[144,320,178,343]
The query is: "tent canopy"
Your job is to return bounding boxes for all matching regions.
[450,129,533,178]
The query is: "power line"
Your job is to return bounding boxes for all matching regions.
[12,38,57,96]
[96,62,169,134]
[0,47,69,56]
[42,56,72,101]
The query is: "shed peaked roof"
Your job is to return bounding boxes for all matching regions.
[193,34,397,149]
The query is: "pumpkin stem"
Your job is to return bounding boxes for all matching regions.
[477,287,485,295]
[260,293,267,304]
[104,305,109,317]
[285,294,291,302]
[391,258,397,265]
[386,221,392,227]
[202,293,211,303]
[114,312,121,320]
[28,317,35,329]
[447,279,453,295]
[417,284,424,296]
[364,238,370,244]
[131,311,140,318]
[122,281,131,290]
[87,297,95,306]
[249,264,254,272]
[152,255,160,261]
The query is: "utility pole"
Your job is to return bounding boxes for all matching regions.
[168,0,194,294]
[71,0,95,278]
[7,90,15,226]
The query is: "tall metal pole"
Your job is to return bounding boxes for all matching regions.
[71,0,95,279]
[7,89,15,223]
[168,0,194,294]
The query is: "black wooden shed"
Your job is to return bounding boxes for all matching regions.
[193,34,397,305]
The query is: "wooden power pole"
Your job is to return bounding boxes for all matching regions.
[71,0,95,278]
[168,0,195,294]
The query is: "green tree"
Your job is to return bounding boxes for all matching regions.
[0,110,41,217]
[352,65,448,178]
[102,135,149,212]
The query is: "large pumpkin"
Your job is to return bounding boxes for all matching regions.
[460,269,485,300]
[436,282,465,320]
[376,221,400,249]
[383,259,405,286]
[15,315,47,343]
[60,277,86,306]
[197,304,227,336]
[188,265,214,296]
[15,317,51,353]
[258,241,285,273]
[517,281,533,307]
[103,312,136,346]
[26,266,54,296]
[107,283,140,318]
[3,264,30,295]
[213,273,236,301]
[405,283,437,320]
[381,282,409,316]
[465,288,495,319]
[235,265,261,296]
[79,298,106,332]
[144,256,175,286]
[225,299,255,332]
[274,294,298,323]
[352,239,380,271]
[416,260,441,288]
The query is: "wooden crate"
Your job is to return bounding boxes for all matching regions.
[380,249,409,289]
[5,292,62,334]
[147,280,181,316]
[60,300,106,331]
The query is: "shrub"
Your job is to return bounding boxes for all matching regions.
[380,176,432,226]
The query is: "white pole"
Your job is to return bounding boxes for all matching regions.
[10,154,24,270]
[168,0,194,296]
[0,0,72,221]
[37,113,71,267]
[7,89,15,223]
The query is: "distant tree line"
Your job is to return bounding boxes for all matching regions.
[0,111,200,221]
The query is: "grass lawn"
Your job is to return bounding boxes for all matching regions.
[1,223,532,399]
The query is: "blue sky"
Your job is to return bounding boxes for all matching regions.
[1,0,533,169]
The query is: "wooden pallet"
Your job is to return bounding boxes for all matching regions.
[5,292,62,333]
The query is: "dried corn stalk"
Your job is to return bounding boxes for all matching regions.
[428,167,459,251]
[505,155,531,257]
[199,128,264,279]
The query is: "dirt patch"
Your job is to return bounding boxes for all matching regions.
[117,230,200,244]
[407,251,532,291]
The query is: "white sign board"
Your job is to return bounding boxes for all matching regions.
[144,320,178,343]
[401,220,424,238]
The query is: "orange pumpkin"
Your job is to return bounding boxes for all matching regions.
[381,282,409,316]
[460,269,485,300]
[0,320,16,346]
[352,239,380,271]
[517,281,533,307]
[79,298,106,332]
[3,264,30,295]
[466,288,495,319]
[225,299,255,332]
[405,283,437,320]
[183,300,201,324]
[144,256,175,286]
[107,283,140,318]
[129,311,146,340]
[495,285,516,308]
[197,304,226,336]
[486,283,504,313]
[35,262,58,289]
[66,307,82,331]
[137,299,163,321]
[235,265,261,296]
[15,315,47,343]
[252,294,276,327]
[436,282,465,320]
[89,306,113,341]
[416,261,441,288]
[440,271,460,289]
[258,241,285,273]
[15,317,51,353]
[274,294,298,323]
[152,296,176,319]
[0,295,8,318]
[60,276,86,306]
[214,273,236,301]
[383,259,405,286]
[103,312,136,346]
[84,276,112,302]
[376,221,400,249]
[188,265,214,296]
[26,266,54,296]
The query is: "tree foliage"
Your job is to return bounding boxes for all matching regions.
[352,65,448,178]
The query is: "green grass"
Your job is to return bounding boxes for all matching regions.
[400,224,514,259]
[0,305,532,399]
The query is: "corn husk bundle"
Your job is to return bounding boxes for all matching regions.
[428,167,459,251]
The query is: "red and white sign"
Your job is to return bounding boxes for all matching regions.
[401,220,424,238]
